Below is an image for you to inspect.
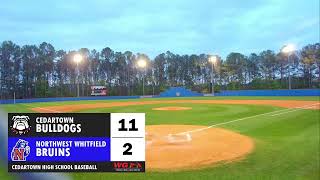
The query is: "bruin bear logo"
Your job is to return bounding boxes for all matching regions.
[11,139,30,161]
[11,115,31,135]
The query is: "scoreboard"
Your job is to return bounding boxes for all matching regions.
[8,113,145,172]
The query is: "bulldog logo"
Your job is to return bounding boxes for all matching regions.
[11,115,31,135]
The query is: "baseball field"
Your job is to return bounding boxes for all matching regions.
[1,96,319,180]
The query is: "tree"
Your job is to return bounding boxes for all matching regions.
[89,49,100,85]
[100,47,114,87]
[0,40,319,99]
[300,43,319,87]
[154,53,167,87]
[38,42,55,97]
[313,43,320,82]
[275,52,288,87]
[259,50,277,81]
[247,53,261,82]
[54,50,67,96]
[225,52,247,88]
[0,41,21,98]
[21,45,39,98]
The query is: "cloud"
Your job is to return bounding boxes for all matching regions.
[0,0,318,58]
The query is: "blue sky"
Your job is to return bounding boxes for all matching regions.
[0,0,319,58]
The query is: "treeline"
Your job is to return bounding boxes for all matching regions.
[0,41,319,99]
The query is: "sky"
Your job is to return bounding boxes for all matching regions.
[0,0,319,59]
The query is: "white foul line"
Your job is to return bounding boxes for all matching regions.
[271,103,319,116]
[175,102,319,135]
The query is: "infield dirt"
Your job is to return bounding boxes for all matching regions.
[146,125,254,170]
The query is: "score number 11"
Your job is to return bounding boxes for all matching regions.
[118,119,138,131]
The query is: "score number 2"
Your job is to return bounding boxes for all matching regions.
[118,119,138,155]
[123,143,132,155]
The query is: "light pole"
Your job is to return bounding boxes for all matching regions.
[73,54,83,97]
[209,55,217,95]
[137,59,147,96]
[281,44,295,90]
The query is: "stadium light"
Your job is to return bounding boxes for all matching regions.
[208,55,218,96]
[209,56,217,64]
[137,58,147,95]
[281,44,296,90]
[281,44,295,54]
[73,54,83,97]
[73,54,83,64]
[137,59,147,68]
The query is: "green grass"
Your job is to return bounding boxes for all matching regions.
[1,96,319,180]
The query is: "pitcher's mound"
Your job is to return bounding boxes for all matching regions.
[146,125,254,171]
[152,106,192,111]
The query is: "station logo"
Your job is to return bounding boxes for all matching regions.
[11,115,31,135]
[11,139,30,161]
[113,162,144,172]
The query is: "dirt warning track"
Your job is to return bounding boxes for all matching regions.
[31,100,320,113]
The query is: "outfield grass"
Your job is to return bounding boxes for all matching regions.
[0,96,319,180]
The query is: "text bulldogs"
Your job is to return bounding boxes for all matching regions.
[35,116,81,133]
